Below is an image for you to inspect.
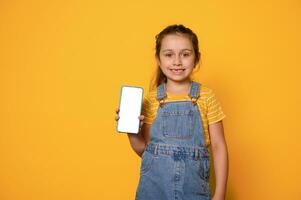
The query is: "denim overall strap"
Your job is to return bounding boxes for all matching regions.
[157,83,167,100]
[156,83,167,107]
[188,81,200,99]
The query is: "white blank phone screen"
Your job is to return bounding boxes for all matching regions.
[117,86,143,134]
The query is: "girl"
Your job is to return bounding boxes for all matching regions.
[116,24,228,200]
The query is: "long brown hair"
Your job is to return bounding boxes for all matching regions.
[149,24,202,91]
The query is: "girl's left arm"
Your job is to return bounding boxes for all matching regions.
[209,120,229,200]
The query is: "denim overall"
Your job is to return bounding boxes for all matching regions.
[135,81,211,200]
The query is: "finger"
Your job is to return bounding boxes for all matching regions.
[116,108,119,113]
[139,121,144,128]
[115,116,119,121]
[138,115,145,120]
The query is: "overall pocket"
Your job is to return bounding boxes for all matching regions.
[192,153,210,181]
[202,157,210,181]
[190,156,211,195]
[140,151,154,175]
[162,109,195,139]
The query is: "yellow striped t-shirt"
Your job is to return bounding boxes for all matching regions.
[141,84,226,148]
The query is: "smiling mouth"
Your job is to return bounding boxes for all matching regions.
[169,68,186,75]
[170,68,185,72]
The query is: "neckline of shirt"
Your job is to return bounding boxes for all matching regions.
[166,91,189,98]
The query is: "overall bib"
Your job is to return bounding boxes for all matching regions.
[135,81,211,200]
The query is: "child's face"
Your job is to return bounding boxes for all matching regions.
[156,33,196,83]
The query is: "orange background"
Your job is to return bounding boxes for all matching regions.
[0,0,300,199]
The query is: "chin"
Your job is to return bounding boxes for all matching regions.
[166,76,191,83]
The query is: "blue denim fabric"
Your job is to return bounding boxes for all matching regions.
[135,82,211,200]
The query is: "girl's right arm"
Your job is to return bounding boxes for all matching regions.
[127,122,151,157]
[115,108,151,157]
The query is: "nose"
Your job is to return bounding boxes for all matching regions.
[173,54,182,66]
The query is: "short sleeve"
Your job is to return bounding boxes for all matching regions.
[206,89,226,125]
[141,95,153,125]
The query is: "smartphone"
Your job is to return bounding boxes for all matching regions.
[117,85,144,134]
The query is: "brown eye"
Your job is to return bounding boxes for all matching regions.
[165,54,172,57]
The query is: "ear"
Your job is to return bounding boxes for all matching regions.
[194,53,200,66]
[155,55,161,66]
[194,60,199,67]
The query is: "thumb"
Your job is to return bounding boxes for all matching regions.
[138,115,145,121]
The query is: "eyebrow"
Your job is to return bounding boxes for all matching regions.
[162,49,193,52]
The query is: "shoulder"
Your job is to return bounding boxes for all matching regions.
[143,89,157,104]
[199,84,215,99]
[142,89,159,123]
[198,84,223,108]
